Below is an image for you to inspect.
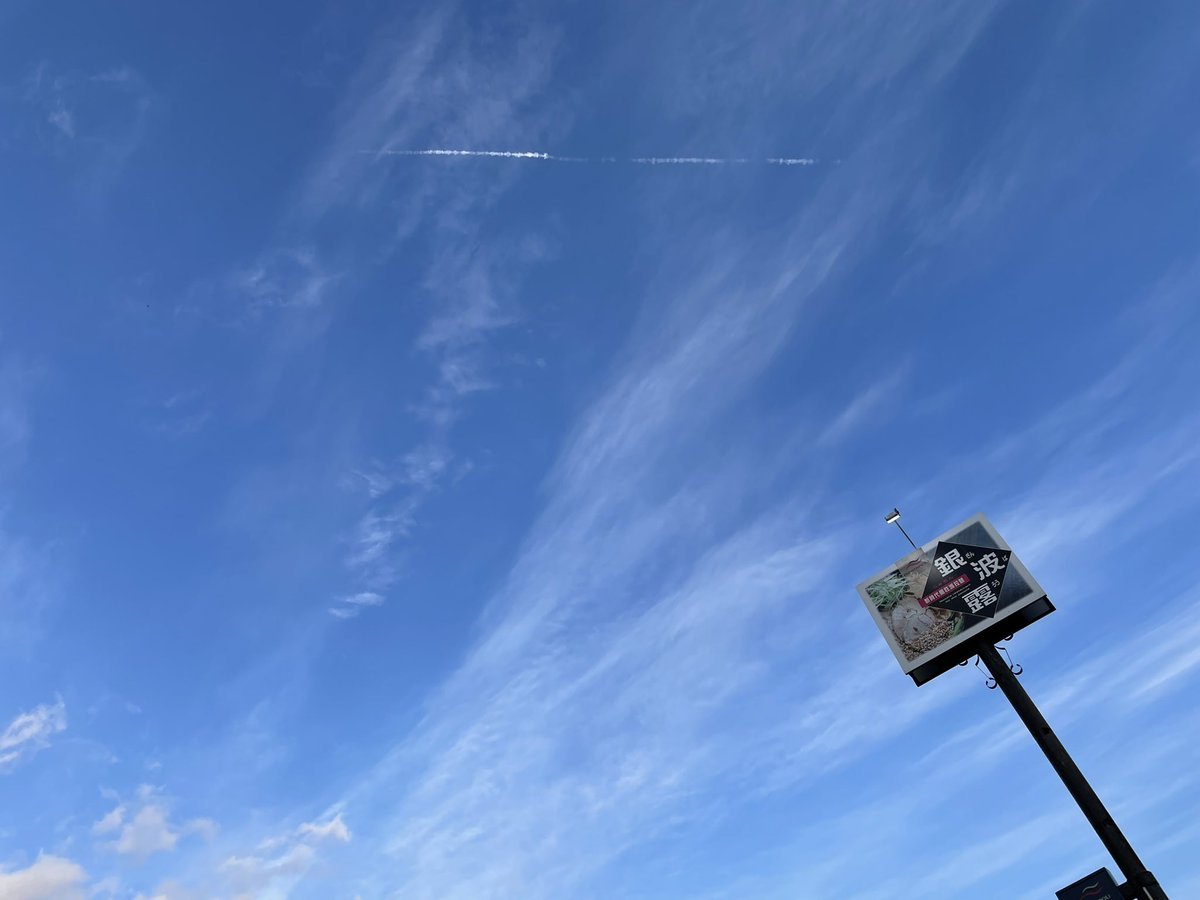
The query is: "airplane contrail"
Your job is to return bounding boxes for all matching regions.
[364,149,817,166]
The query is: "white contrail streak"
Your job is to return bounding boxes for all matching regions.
[375,149,558,160]
[365,149,817,166]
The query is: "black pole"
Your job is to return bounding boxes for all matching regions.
[976,643,1167,900]
[892,520,916,549]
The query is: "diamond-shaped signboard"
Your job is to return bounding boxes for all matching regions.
[917,542,1012,619]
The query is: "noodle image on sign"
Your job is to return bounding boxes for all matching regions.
[856,514,1053,685]
[864,552,961,661]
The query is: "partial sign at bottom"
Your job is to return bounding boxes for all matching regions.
[1056,867,1122,900]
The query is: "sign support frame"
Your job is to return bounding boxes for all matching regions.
[975,642,1168,900]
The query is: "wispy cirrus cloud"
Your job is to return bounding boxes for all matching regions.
[294,5,565,426]
[815,369,907,447]
[222,825,350,899]
[195,9,563,631]
[179,247,337,332]
[18,62,156,192]
[138,2,1198,897]
[329,591,385,620]
[221,843,316,899]
[294,6,562,225]
[138,390,214,441]
[328,156,952,900]
[232,248,335,317]
[143,811,352,899]
[335,440,462,614]
[140,3,1200,898]
[0,698,66,770]
[0,355,60,653]
[185,24,562,669]
[0,354,37,472]
[296,812,351,844]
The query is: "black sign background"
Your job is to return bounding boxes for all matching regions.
[1056,867,1122,900]
[918,541,1012,620]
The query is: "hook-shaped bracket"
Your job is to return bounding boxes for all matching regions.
[997,644,1023,676]
[974,655,997,689]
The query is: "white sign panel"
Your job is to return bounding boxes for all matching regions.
[856,513,1051,685]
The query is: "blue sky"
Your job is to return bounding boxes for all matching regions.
[2,1,1200,897]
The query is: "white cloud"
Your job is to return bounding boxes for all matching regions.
[295,7,537,222]
[410,243,530,428]
[350,468,395,500]
[222,842,316,899]
[47,104,74,138]
[233,248,333,315]
[346,512,411,570]
[340,494,423,592]
[186,818,220,843]
[152,391,212,440]
[1011,432,1199,549]
[200,9,564,638]
[0,698,66,770]
[399,442,452,491]
[20,62,156,189]
[339,442,456,594]
[815,370,905,447]
[0,854,87,900]
[30,4,1192,898]
[1044,592,1200,716]
[329,591,385,620]
[215,813,350,898]
[297,813,351,844]
[291,4,565,436]
[304,12,1022,896]
[327,180,917,897]
[98,788,215,860]
[170,2,1085,896]
[112,805,178,857]
[91,805,124,836]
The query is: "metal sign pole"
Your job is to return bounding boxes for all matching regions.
[976,643,1168,900]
